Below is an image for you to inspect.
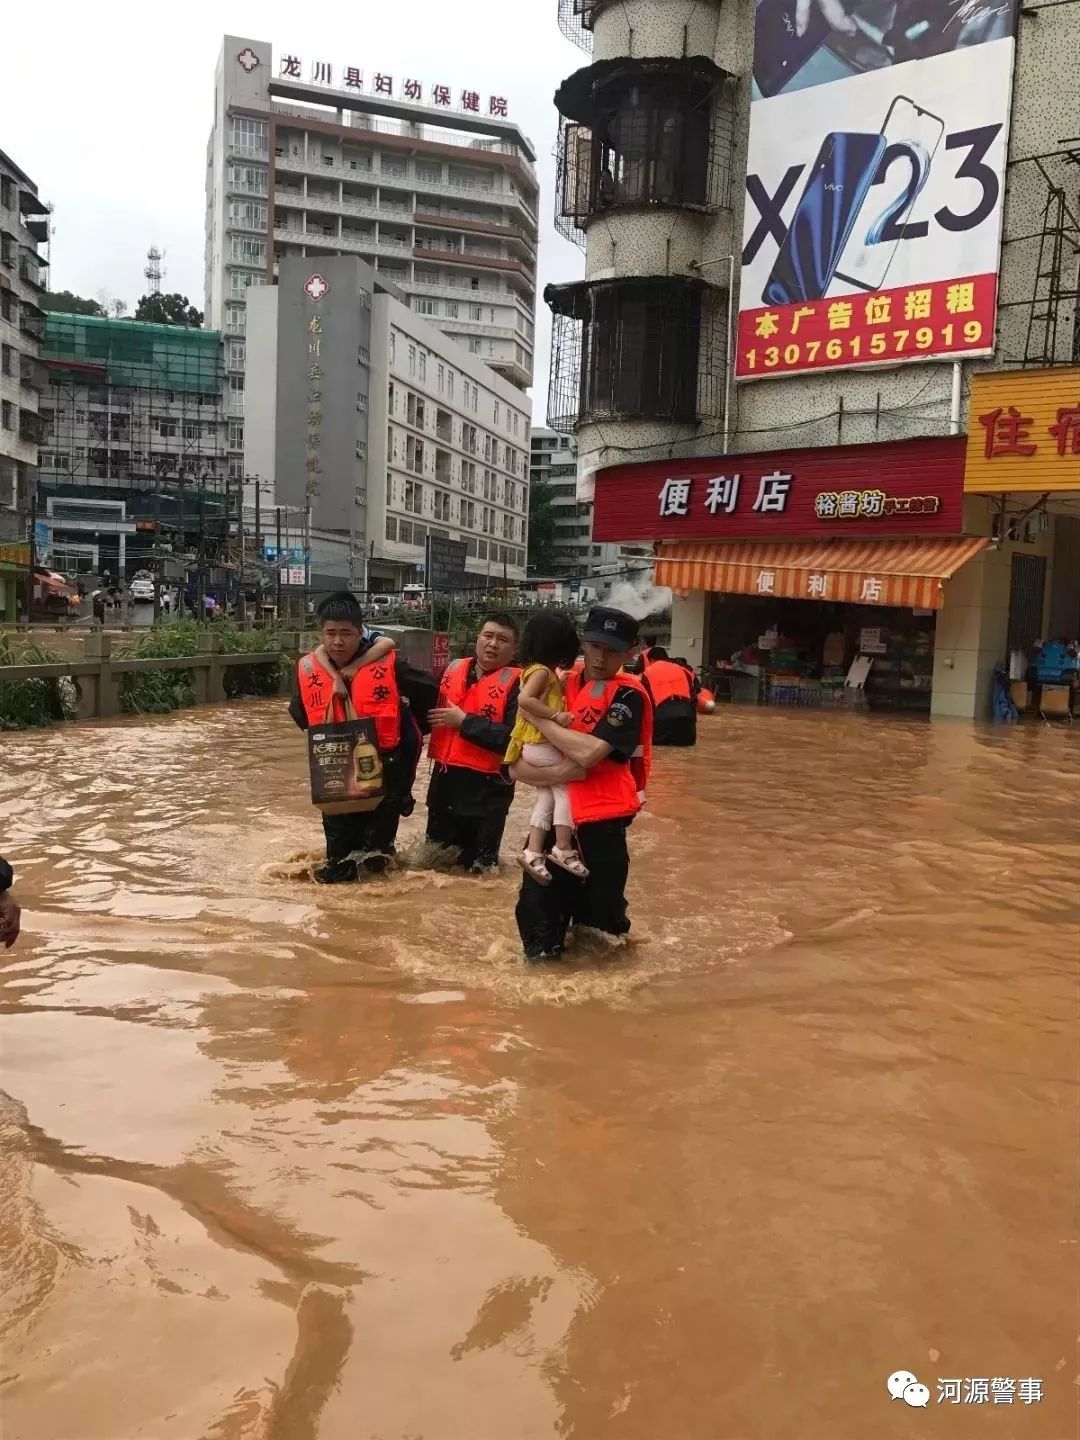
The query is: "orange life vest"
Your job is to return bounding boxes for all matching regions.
[564,670,653,825]
[645,658,694,709]
[427,658,521,775]
[297,651,402,751]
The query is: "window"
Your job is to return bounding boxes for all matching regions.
[407,394,426,429]
[404,479,424,514]
[356,440,367,460]
[437,363,445,393]
[407,437,425,475]
[228,338,245,367]
[478,540,488,560]
[408,344,417,376]
[230,117,267,155]
[228,200,267,230]
[228,420,244,449]
[358,346,370,365]
[447,371,455,401]
[468,338,482,355]
[158,419,177,437]
[386,473,395,506]
[0,344,12,377]
[225,304,246,333]
[357,392,368,413]
[386,516,398,541]
[228,163,268,195]
[390,332,396,364]
[434,491,452,522]
[414,298,436,316]
[182,421,201,440]
[229,271,264,296]
[469,304,483,322]
[494,401,501,427]
[399,521,412,545]
[461,499,476,529]
[419,353,427,381]
[231,236,266,265]
[445,301,459,319]
[0,233,12,269]
[0,176,13,209]
[2,400,15,430]
[1,291,15,323]
[417,164,442,183]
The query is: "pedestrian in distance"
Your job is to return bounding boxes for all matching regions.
[504,611,590,885]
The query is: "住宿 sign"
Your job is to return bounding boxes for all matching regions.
[964,366,1080,493]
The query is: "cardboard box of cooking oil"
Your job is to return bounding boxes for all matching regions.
[307,716,385,814]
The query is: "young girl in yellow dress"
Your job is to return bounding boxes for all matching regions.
[504,612,589,885]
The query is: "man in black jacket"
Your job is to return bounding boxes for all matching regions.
[289,596,438,883]
[425,613,521,873]
[0,856,20,949]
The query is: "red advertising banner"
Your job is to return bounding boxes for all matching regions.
[736,272,997,380]
[593,437,966,544]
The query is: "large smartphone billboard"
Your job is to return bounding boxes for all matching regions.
[736,0,1019,379]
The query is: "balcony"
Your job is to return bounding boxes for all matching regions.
[273,225,412,258]
[414,211,536,258]
[276,151,536,221]
[274,189,410,224]
[438,317,518,342]
[18,255,47,290]
[19,312,44,342]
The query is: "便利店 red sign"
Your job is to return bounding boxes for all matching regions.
[736,274,997,380]
[592,437,966,544]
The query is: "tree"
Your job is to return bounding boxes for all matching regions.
[41,291,106,316]
[527,477,558,574]
[134,292,203,327]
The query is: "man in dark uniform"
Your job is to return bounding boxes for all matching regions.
[289,593,437,883]
[426,612,522,873]
[0,855,20,949]
[510,606,653,961]
[630,645,700,746]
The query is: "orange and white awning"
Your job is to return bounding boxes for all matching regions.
[655,536,989,611]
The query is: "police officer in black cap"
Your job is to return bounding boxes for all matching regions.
[509,605,654,961]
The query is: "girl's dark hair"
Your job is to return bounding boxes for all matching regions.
[317,591,365,625]
[521,611,579,670]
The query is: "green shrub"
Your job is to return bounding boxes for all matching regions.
[0,634,76,730]
[117,622,290,714]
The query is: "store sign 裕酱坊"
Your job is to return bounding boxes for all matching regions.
[592,439,965,543]
[736,0,1020,380]
[964,366,1080,493]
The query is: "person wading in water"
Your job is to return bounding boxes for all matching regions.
[510,606,653,962]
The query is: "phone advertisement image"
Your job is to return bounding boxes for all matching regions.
[737,0,1020,379]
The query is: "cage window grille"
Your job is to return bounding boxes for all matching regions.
[547,278,726,432]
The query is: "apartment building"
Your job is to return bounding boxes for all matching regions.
[0,148,49,551]
[206,35,539,496]
[246,255,530,593]
[530,426,650,579]
[37,314,229,578]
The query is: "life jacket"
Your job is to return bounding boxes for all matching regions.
[644,658,693,709]
[697,687,717,713]
[564,670,653,825]
[297,651,402,751]
[427,658,521,775]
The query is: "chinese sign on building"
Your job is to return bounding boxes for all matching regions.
[275,54,509,118]
[736,0,1020,379]
[594,438,965,543]
[964,365,1080,492]
[304,274,327,499]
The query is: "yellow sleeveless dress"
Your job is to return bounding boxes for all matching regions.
[504,664,565,765]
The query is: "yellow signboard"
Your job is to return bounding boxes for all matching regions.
[965,366,1080,493]
[0,542,30,567]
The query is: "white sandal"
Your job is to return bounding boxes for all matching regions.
[516,849,552,885]
[549,847,590,880]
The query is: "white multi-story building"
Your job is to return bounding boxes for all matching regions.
[205,35,539,497]
[246,255,530,593]
[0,148,49,548]
[530,426,637,578]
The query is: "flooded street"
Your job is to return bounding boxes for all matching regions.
[0,703,1076,1439]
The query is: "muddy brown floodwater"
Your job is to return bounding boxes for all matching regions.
[0,703,1077,1440]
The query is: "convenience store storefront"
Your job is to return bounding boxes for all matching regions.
[593,436,994,717]
[0,542,29,624]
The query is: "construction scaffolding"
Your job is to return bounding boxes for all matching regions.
[37,314,234,589]
[1000,139,1080,369]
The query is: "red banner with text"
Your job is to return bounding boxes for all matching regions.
[736,272,997,380]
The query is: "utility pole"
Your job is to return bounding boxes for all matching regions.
[276,506,283,622]
[152,466,162,625]
[24,486,37,625]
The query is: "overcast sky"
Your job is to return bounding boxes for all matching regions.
[1,0,585,421]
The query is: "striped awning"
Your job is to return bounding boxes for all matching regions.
[655,536,990,611]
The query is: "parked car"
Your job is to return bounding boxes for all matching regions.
[369,594,394,614]
[129,576,155,603]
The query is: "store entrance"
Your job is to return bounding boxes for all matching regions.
[706,594,937,714]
